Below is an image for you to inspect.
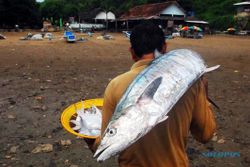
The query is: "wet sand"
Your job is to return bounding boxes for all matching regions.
[0,32,249,167]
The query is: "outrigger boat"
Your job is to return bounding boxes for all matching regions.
[64,31,76,43]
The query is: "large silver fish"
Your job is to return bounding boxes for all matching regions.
[94,49,219,161]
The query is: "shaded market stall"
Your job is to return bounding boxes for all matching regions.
[180,26,203,38]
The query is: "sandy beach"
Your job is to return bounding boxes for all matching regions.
[0,32,249,167]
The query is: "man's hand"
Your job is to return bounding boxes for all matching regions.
[84,138,96,153]
[84,138,95,146]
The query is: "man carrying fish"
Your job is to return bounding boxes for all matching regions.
[85,22,216,167]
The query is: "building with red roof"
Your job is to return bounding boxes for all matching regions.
[118,1,186,31]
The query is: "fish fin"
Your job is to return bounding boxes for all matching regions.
[205,65,220,73]
[158,115,168,123]
[137,77,163,104]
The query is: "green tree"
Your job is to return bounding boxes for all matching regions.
[0,0,40,28]
[1,0,241,30]
[193,0,241,30]
[40,0,66,20]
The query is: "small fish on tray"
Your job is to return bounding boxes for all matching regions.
[70,101,102,137]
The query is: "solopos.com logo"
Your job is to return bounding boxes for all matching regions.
[202,151,240,158]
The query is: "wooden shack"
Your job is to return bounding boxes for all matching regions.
[118,1,186,31]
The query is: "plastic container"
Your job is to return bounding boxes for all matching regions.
[61,98,103,139]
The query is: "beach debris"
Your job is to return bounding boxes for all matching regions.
[20,32,33,40]
[32,106,42,110]
[5,155,12,159]
[41,105,48,111]
[211,134,218,142]
[97,36,104,40]
[103,34,113,40]
[31,34,43,40]
[60,139,72,146]
[70,101,102,137]
[34,96,43,101]
[64,159,69,164]
[70,165,78,167]
[172,32,180,37]
[97,33,114,40]
[7,114,16,119]
[0,34,6,40]
[26,140,36,144]
[44,33,53,39]
[20,32,43,41]
[217,138,226,144]
[32,144,53,153]
[77,37,87,42]
[19,33,43,40]
[32,105,47,112]
[94,49,220,161]
[237,31,248,36]
[9,146,19,154]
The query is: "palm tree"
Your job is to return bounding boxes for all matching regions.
[101,0,116,30]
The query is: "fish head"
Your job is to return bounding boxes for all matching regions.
[94,105,145,162]
[94,77,163,162]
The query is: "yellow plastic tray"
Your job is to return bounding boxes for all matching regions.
[61,98,103,139]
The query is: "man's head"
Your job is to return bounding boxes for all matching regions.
[130,21,166,61]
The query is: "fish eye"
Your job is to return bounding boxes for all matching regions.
[107,127,116,136]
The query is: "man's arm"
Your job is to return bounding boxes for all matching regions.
[190,79,216,143]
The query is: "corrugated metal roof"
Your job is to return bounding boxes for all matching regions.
[234,2,250,6]
[185,16,209,24]
[119,1,185,20]
[186,20,209,24]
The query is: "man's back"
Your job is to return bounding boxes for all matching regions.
[100,59,216,167]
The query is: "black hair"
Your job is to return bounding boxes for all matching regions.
[130,21,165,58]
